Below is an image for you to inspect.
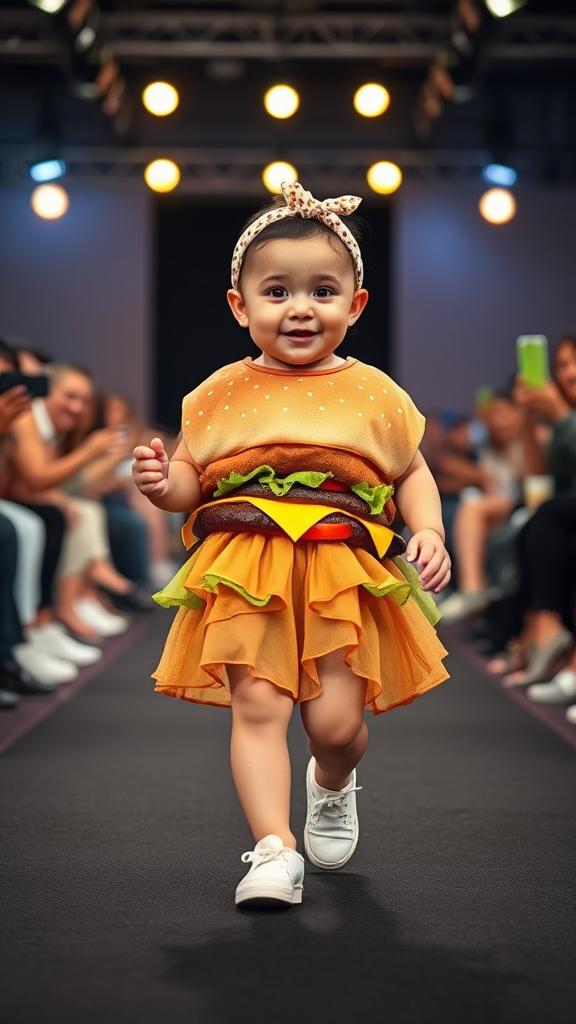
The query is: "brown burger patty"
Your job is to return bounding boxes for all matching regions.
[210,480,393,525]
[193,502,406,559]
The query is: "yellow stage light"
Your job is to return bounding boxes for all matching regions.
[144,159,181,193]
[354,83,390,118]
[31,183,69,219]
[366,161,402,195]
[142,82,179,116]
[264,85,300,119]
[262,161,298,194]
[479,187,516,224]
[485,0,528,17]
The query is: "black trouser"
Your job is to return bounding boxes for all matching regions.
[518,496,576,629]
[0,513,25,660]
[17,503,66,611]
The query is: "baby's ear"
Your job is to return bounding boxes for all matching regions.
[227,288,249,327]
[348,288,369,325]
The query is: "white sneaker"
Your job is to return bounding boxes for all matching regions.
[303,757,361,870]
[13,643,78,686]
[29,623,102,667]
[439,588,499,624]
[527,670,576,704]
[235,835,304,908]
[73,598,129,637]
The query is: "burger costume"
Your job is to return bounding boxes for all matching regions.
[152,184,449,714]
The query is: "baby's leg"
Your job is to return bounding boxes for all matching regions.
[300,648,368,790]
[228,666,296,849]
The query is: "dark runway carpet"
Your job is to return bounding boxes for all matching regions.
[2,611,576,1024]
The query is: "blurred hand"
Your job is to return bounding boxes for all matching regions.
[132,437,171,499]
[406,528,451,594]
[0,385,31,434]
[513,376,570,423]
[83,426,122,460]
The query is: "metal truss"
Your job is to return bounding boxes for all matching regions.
[2,145,574,193]
[1,10,575,62]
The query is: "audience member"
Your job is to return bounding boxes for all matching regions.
[492,333,576,690]
[436,394,526,622]
[4,363,136,639]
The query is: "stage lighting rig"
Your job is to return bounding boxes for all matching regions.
[25,0,133,137]
[414,0,527,138]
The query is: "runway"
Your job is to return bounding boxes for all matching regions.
[1,611,575,1024]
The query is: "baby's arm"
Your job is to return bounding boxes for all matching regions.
[132,436,202,513]
[394,450,451,594]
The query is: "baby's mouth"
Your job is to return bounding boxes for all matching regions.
[285,329,317,340]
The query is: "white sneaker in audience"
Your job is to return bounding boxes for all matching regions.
[28,623,102,666]
[527,670,576,704]
[438,588,499,624]
[73,598,129,637]
[13,643,78,685]
[566,704,576,725]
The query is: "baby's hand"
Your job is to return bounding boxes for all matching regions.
[132,437,171,499]
[405,529,451,594]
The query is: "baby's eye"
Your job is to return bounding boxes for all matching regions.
[267,286,288,298]
[315,286,335,298]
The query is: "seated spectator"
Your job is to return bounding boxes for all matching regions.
[492,332,576,686]
[0,340,87,689]
[438,393,526,622]
[4,363,138,639]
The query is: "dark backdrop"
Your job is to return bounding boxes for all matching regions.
[154,198,391,432]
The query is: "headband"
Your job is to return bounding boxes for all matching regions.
[230,180,364,290]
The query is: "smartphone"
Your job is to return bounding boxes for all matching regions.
[516,335,549,389]
[0,372,49,398]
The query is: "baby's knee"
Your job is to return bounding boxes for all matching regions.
[230,675,290,727]
[308,714,364,751]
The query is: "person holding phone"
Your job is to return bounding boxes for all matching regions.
[489,333,576,690]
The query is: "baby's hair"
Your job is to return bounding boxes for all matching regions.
[237,195,366,285]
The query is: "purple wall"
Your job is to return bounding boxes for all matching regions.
[394,185,576,416]
[0,188,152,416]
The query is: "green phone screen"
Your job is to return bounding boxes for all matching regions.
[516,335,549,389]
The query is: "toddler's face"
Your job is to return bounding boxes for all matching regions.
[227,236,368,370]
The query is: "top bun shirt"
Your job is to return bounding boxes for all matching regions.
[181,357,425,487]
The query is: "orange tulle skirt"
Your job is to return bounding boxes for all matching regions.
[152,531,449,715]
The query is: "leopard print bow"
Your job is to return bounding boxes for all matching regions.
[231,180,364,290]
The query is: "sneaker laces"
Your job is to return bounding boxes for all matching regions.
[310,785,362,827]
[241,846,285,868]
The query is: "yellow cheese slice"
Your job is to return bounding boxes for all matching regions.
[182,496,395,559]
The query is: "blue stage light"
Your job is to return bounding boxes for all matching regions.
[482,163,517,187]
[30,159,66,183]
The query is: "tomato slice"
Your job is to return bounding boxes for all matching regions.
[302,522,353,541]
[318,479,350,492]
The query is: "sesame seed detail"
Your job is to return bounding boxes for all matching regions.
[358,412,363,417]
[282,407,288,412]
[207,425,212,430]
[253,408,258,413]
[398,408,403,414]
[307,391,313,397]
[358,386,364,390]
[241,413,246,418]
[369,395,374,400]
[319,406,324,411]
[339,398,344,403]
[253,385,259,389]
[198,411,204,416]
[224,405,229,411]
[184,420,190,426]
[208,390,213,396]
[388,422,392,428]
[283,386,289,391]
[383,389,387,394]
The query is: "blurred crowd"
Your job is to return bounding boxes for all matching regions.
[2,330,576,728]
[0,336,180,711]
[423,330,576,725]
